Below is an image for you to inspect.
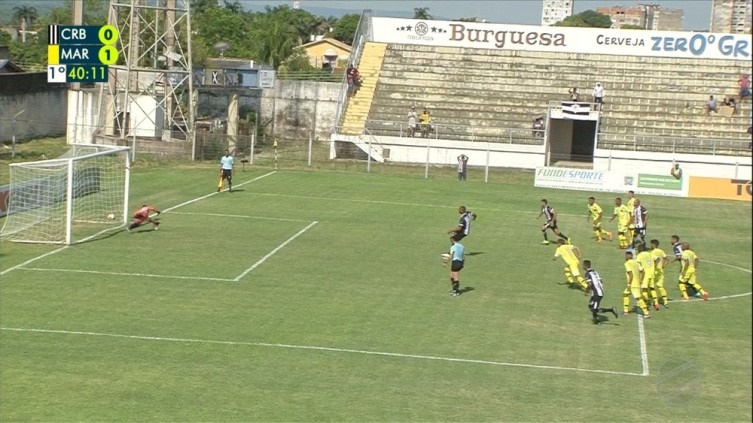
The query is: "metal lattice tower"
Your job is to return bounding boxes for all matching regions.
[100,0,195,157]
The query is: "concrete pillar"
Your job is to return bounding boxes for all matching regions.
[227,92,239,153]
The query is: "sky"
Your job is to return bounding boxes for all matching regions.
[241,0,713,31]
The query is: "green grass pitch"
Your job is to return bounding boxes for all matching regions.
[1,165,751,421]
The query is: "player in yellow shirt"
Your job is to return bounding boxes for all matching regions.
[636,243,659,311]
[552,238,588,290]
[623,250,651,317]
[609,197,632,249]
[626,190,636,244]
[649,239,669,308]
[587,197,613,243]
[679,242,709,301]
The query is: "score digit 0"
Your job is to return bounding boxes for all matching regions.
[98,45,119,65]
[98,25,119,45]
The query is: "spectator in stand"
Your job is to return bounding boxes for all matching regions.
[568,87,580,102]
[723,97,737,114]
[346,66,354,97]
[420,108,431,138]
[532,116,545,138]
[706,95,719,114]
[592,82,605,106]
[407,106,417,137]
[739,74,751,102]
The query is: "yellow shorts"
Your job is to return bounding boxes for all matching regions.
[654,270,665,287]
[680,268,697,285]
[618,223,629,233]
[642,273,655,289]
[624,286,642,300]
[565,263,581,277]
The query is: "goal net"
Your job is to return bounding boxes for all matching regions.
[0,144,131,245]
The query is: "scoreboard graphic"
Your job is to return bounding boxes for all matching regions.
[47,25,119,83]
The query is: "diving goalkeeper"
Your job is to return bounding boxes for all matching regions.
[127,205,161,232]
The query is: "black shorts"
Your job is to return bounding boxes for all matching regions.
[589,295,603,311]
[544,221,558,231]
[451,232,466,242]
[595,97,603,103]
[634,226,646,236]
[451,260,464,272]
[222,169,232,178]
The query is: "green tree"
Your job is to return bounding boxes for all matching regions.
[413,7,432,20]
[223,0,243,14]
[327,13,359,44]
[620,24,645,30]
[253,18,296,68]
[283,47,316,72]
[555,10,612,28]
[193,7,253,59]
[191,0,219,15]
[13,5,38,43]
[0,30,11,45]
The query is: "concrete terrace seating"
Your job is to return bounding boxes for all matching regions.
[365,43,751,146]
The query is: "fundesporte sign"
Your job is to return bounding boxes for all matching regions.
[371,17,752,61]
[534,167,688,196]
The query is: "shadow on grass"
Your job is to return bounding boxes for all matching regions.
[466,252,484,256]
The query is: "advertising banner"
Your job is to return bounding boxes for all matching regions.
[688,177,752,202]
[635,173,687,197]
[534,167,688,197]
[534,167,625,192]
[371,17,752,61]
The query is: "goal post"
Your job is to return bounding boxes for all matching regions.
[0,144,131,245]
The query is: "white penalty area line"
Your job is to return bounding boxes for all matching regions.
[668,292,752,304]
[637,317,649,376]
[0,171,277,277]
[168,211,309,223]
[0,327,644,378]
[161,171,277,213]
[233,221,318,282]
[15,267,234,282]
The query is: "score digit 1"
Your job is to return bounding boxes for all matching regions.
[48,64,67,83]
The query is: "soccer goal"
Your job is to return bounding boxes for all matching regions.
[0,144,131,245]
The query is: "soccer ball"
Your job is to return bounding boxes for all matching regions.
[107,213,116,221]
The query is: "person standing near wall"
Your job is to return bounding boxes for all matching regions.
[457,154,469,181]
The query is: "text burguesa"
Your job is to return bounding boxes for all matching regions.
[448,23,566,49]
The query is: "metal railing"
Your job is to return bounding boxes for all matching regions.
[276,70,343,82]
[332,9,372,132]
[597,133,751,157]
[362,119,545,146]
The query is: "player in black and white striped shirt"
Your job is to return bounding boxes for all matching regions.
[583,260,619,324]
[448,205,477,243]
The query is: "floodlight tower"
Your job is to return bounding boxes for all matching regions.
[100,0,196,158]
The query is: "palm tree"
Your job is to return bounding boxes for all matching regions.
[413,7,432,20]
[13,6,38,43]
[254,19,296,69]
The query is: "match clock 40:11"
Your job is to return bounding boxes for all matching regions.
[48,64,109,83]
